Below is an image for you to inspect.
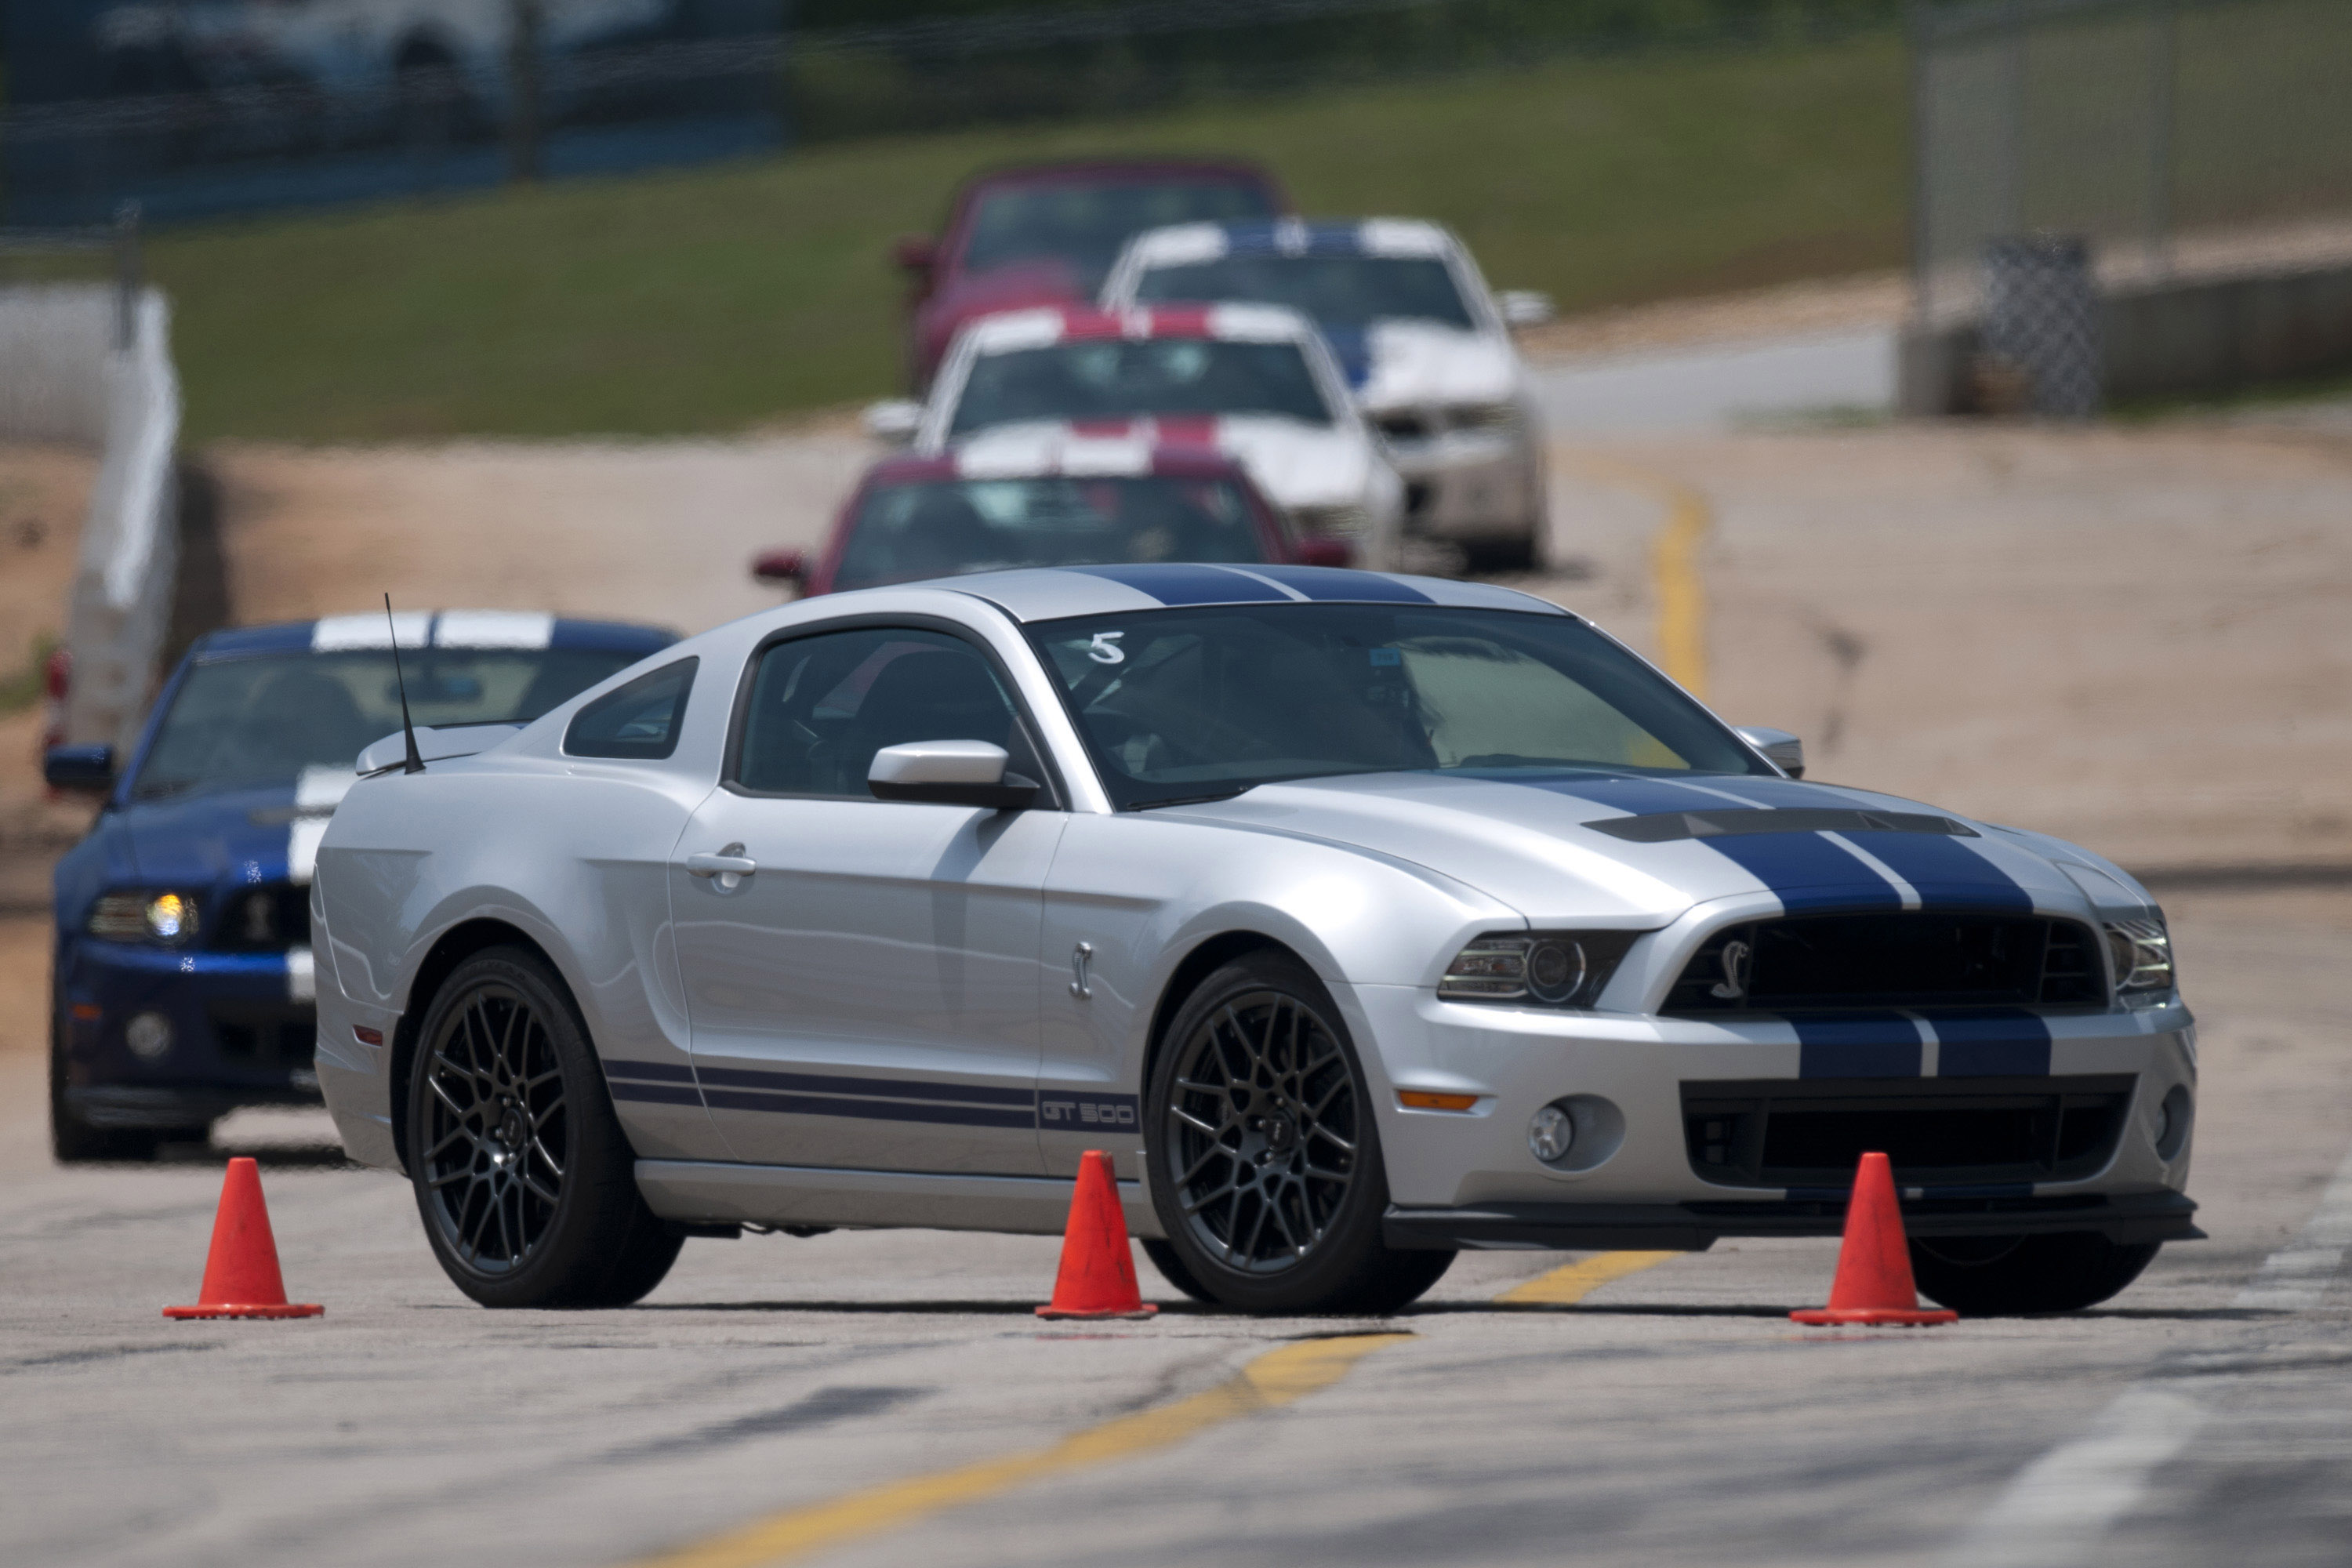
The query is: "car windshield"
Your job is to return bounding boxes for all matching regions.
[1026,603,1766,809]
[960,178,1277,289]
[835,476,1269,591]
[949,339,1332,435]
[1131,254,1477,331]
[130,646,647,801]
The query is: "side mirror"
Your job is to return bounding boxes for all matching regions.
[891,234,937,275]
[869,740,1039,811]
[1734,726,1805,779]
[1498,290,1555,329]
[44,743,114,795]
[1293,535,1352,568]
[862,398,924,446]
[751,547,806,590]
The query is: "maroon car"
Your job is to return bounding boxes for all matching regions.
[892,158,1290,390]
[751,446,1346,597]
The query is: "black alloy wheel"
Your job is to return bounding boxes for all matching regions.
[1147,950,1454,1315]
[1909,1232,2161,1315]
[408,948,680,1308]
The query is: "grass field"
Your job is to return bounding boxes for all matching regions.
[147,34,1906,442]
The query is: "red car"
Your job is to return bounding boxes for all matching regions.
[892,158,1290,390]
[752,446,1346,597]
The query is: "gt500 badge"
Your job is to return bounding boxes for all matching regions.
[1041,1095,1138,1127]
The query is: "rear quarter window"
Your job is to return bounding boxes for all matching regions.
[564,658,698,760]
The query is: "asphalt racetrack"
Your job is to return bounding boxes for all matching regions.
[8,413,2352,1567]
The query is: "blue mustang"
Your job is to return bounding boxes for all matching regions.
[42,609,675,1161]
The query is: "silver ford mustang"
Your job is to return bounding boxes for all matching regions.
[313,564,2198,1316]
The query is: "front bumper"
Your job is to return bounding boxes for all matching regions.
[57,938,321,1127]
[1378,426,1541,540]
[1385,1189,2203,1250]
[1351,983,2201,1239]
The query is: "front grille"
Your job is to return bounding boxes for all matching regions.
[210,1003,318,1071]
[1665,912,2103,1014]
[211,884,313,953]
[1682,1075,2136,1188]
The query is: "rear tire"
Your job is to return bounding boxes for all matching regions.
[49,1009,160,1163]
[1145,950,1454,1315]
[408,948,681,1308]
[1910,1232,2160,1315]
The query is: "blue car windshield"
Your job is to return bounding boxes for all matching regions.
[1026,603,1766,810]
[835,475,1267,592]
[950,339,1331,435]
[130,648,643,801]
[1131,255,1476,331]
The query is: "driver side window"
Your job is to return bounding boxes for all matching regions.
[732,626,1043,798]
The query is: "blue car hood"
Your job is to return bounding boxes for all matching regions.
[115,782,307,887]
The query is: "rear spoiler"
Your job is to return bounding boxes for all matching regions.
[356,724,524,775]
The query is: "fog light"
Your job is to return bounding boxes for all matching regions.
[1529,1104,1574,1163]
[125,1011,173,1061]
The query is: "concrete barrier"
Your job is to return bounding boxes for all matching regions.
[1898,259,2352,415]
[0,282,182,755]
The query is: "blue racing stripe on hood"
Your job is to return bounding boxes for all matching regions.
[1705,833,1905,913]
[1930,1009,2053,1076]
[1788,1012,1923,1078]
[1063,564,1293,605]
[1318,326,1374,388]
[1843,830,2036,913]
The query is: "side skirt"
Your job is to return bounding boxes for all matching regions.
[634,1159,1164,1240]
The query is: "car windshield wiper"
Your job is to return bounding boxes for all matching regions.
[1124,785,1256,811]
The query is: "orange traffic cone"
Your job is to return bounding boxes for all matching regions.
[1036,1149,1157,1321]
[1790,1151,1958,1327]
[164,1157,324,1319]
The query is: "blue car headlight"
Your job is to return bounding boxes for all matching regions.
[88,891,201,945]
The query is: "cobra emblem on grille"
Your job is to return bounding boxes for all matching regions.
[1709,938,1753,1002]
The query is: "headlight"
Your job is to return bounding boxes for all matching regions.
[88,891,201,944]
[1447,401,1521,433]
[2103,915,2173,1006]
[1439,931,1640,1008]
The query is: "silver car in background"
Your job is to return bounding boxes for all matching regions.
[1103,218,1553,571]
[313,564,2198,1317]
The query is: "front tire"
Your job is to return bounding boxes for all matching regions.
[408,948,681,1308]
[1145,951,1454,1315]
[1910,1232,2160,1315]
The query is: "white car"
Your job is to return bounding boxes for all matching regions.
[314,564,2198,1317]
[1102,218,1552,572]
[868,303,1407,570]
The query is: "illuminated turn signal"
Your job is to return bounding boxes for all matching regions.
[1398,1090,1480,1112]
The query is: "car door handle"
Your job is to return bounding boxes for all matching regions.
[684,848,757,878]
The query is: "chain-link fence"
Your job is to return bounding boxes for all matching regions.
[4,0,1903,225]
[1912,0,2352,323]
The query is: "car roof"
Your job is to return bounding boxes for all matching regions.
[958,303,1318,355]
[865,441,1261,485]
[1122,217,1456,268]
[193,611,678,661]
[924,562,1570,622]
[957,158,1277,193]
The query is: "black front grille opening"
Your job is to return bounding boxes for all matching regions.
[1682,1075,2135,1188]
[211,1005,318,1071]
[211,885,314,953]
[1667,912,2104,1014]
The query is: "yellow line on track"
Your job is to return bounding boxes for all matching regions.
[1557,454,1714,700]
[626,1333,1413,1568]
[1494,1250,1680,1306]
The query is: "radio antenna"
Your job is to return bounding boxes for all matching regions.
[385,593,425,775]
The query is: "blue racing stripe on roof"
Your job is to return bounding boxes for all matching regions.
[1218,220,1367,255]
[1242,565,1434,603]
[1930,1009,2053,1076]
[1064,564,1294,605]
[1845,831,2035,913]
[1788,1012,1922,1078]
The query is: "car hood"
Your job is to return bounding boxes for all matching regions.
[1337,321,1520,408]
[114,767,358,888]
[1157,768,2151,925]
[950,417,1377,511]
